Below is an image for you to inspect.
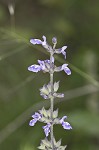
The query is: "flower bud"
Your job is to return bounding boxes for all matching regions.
[52,37,57,44]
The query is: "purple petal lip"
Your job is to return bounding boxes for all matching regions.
[29,112,42,126]
[62,122,72,130]
[28,65,41,72]
[30,35,47,46]
[60,116,72,130]
[30,39,42,45]
[32,112,42,120]
[29,119,37,126]
[62,64,71,75]
[61,46,67,51]
[64,67,71,75]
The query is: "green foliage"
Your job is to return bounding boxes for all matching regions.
[0,0,99,150]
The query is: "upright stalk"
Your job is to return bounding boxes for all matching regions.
[50,52,54,150]
[28,36,72,150]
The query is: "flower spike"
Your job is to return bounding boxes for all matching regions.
[28,35,72,149]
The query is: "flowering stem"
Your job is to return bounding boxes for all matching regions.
[50,53,54,150]
[28,36,72,149]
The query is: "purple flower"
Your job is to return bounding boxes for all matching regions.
[28,59,53,73]
[29,112,42,126]
[54,64,71,75]
[30,35,46,46]
[28,64,41,73]
[30,36,52,52]
[54,46,67,59]
[60,116,72,130]
[42,123,51,137]
[62,64,71,75]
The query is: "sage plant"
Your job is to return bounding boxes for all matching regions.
[28,36,72,150]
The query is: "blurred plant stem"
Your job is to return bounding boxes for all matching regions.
[8,2,15,32]
[84,51,99,113]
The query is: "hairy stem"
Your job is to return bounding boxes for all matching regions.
[50,53,54,150]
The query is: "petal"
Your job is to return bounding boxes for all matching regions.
[60,116,67,123]
[54,48,62,54]
[29,119,37,126]
[62,64,71,75]
[40,93,49,99]
[42,35,47,46]
[61,51,66,59]
[30,39,42,45]
[44,59,50,64]
[42,124,51,137]
[32,112,42,120]
[28,64,41,72]
[64,66,71,75]
[61,46,67,52]
[53,93,64,98]
[54,46,67,54]
[51,56,54,63]
[62,122,72,130]
[38,60,46,70]
[61,64,68,69]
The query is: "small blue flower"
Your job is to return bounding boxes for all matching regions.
[30,35,46,46]
[61,64,71,75]
[54,64,71,75]
[42,123,51,137]
[30,36,52,52]
[54,46,67,59]
[28,59,54,73]
[29,119,37,126]
[60,116,72,130]
[29,112,42,126]
[28,64,41,73]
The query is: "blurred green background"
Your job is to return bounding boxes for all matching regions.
[0,0,99,150]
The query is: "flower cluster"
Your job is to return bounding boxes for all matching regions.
[40,81,64,99]
[28,36,72,150]
[29,108,72,137]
